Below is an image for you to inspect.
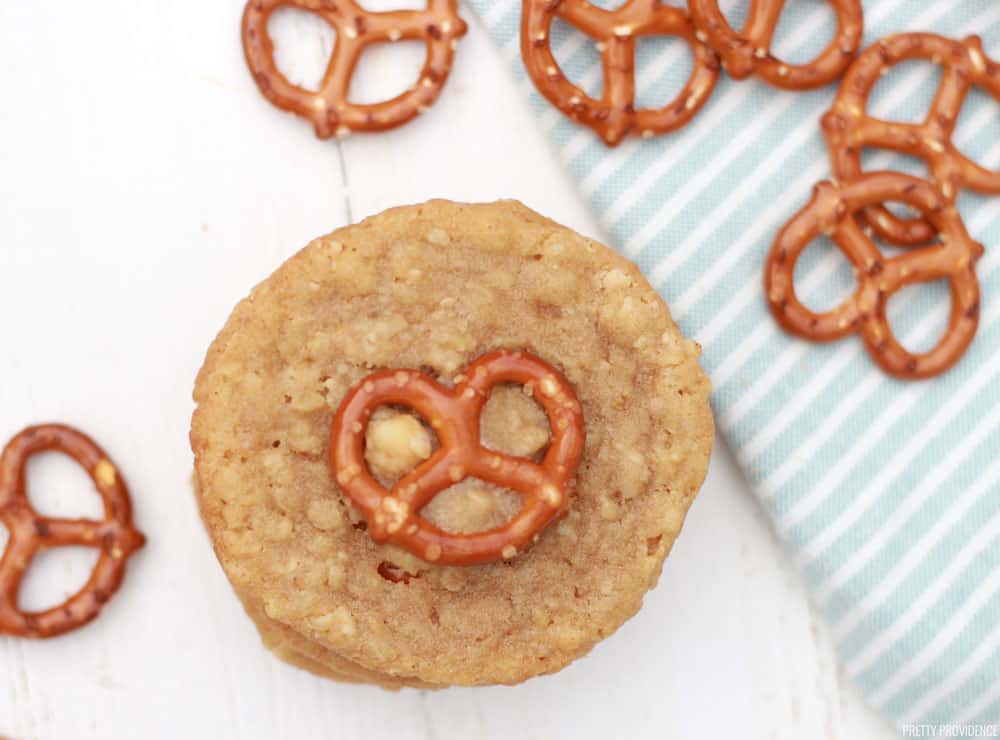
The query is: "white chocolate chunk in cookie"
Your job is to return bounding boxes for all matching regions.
[364,408,433,481]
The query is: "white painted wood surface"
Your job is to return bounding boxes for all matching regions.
[0,1,900,738]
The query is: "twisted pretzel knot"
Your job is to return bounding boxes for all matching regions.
[0,425,145,638]
[242,0,467,138]
[687,0,862,89]
[330,350,585,566]
[765,172,984,379]
[521,0,720,146]
[823,33,1000,245]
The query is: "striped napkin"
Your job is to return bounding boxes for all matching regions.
[464,0,1000,730]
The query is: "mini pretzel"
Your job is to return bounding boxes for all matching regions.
[330,350,585,566]
[242,0,467,138]
[687,0,862,89]
[521,0,720,146]
[765,172,985,379]
[823,34,1000,245]
[0,425,145,638]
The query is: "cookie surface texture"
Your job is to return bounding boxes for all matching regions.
[191,200,713,686]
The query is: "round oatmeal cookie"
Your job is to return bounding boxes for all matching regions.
[191,200,713,686]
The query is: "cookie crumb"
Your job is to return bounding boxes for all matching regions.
[365,409,433,481]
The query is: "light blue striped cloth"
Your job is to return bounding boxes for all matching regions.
[464,0,1000,730]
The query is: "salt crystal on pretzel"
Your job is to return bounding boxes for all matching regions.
[0,425,145,638]
[242,0,467,138]
[764,172,984,380]
[330,350,585,566]
[688,0,863,89]
[822,33,1000,245]
[521,0,721,146]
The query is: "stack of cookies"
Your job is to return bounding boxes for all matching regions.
[191,200,713,687]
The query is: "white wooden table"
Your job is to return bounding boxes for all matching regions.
[0,1,900,738]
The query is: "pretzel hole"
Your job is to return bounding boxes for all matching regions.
[886,278,953,355]
[869,60,942,125]
[792,234,857,313]
[858,152,937,247]
[17,546,100,613]
[480,383,551,461]
[768,0,835,66]
[421,478,522,534]
[866,208,942,255]
[861,148,929,182]
[0,522,8,556]
[267,8,337,92]
[715,0,750,30]
[634,37,693,111]
[26,451,104,520]
[349,41,427,105]
[364,406,439,487]
[953,84,1000,172]
[550,18,603,99]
